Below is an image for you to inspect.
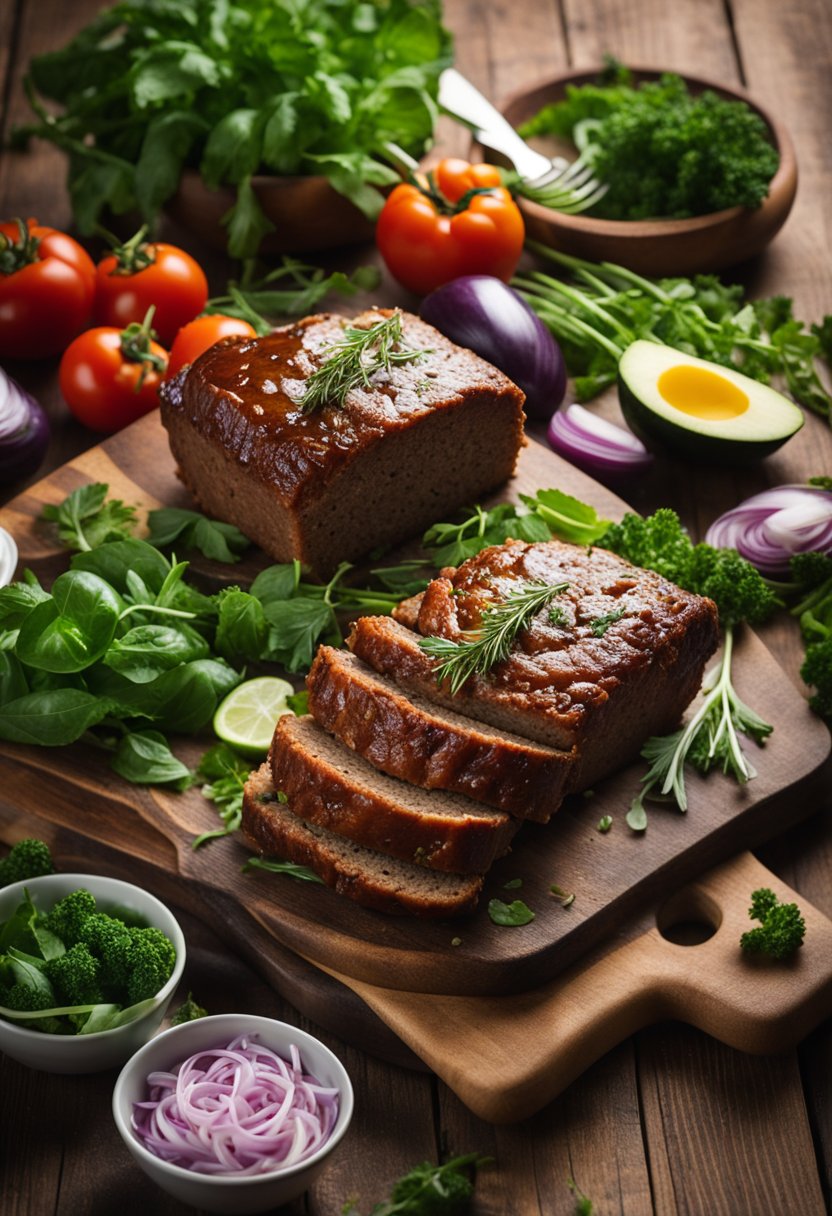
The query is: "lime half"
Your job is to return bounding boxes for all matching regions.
[213,676,295,756]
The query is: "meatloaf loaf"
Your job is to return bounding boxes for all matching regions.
[159,309,525,576]
[349,538,720,789]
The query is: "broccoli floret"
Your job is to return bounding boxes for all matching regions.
[45,889,97,947]
[801,638,832,721]
[790,551,832,590]
[740,887,806,960]
[0,839,54,887]
[45,943,102,1007]
[126,926,177,1004]
[0,982,68,1034]
[78,912,134,992]
[171,992,208,1025]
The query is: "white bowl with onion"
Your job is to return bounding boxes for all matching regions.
[112,1013,353,1215]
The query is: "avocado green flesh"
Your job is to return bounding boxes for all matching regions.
[617,340,804,463]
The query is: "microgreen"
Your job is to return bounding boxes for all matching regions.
[487,898,535,926]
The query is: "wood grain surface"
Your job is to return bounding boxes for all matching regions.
[1,0,831,1212]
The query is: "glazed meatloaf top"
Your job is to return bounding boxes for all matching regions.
[159,308,524,511]
[405,537,720,748]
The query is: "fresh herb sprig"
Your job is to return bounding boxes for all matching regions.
[206,260,381,334]
[343,1153,488,1215]
[299,312,429,413]
[599,509,778,828]
[242,857,324,885]
[191,744,251,849]
[419,580,569,694]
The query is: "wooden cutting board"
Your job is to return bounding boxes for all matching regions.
[0,411,827,1118]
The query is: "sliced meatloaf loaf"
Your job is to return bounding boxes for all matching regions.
[350,538,720,789]
[306,646,576,822]
[159,308,525,577]
[270,715,517,873]
[242,763,482,918]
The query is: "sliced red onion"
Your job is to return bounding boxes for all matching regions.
[131,1033,340,1176]
[0,367,50,483]
[547,404,653,480]
[705,485,832,576]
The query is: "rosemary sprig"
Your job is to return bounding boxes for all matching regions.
[419,580,569,694]
[299,310,428,413]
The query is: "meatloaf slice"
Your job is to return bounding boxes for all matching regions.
[306,646,575,823]
[270,715,517,874]
[159,309,525,577]
[352,538,720,789]
[242,763,482,918]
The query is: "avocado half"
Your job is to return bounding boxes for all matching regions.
[618,341,804,463]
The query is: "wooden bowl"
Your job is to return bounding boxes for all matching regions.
[492,67,797,276]
[165,170,375,255]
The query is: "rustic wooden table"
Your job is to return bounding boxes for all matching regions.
[1,1,830,1213]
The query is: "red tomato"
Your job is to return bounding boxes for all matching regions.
[166,314,257,379]
[376,159,525,296]
[59,324,168,434]
[0,218,95,359]
[95,234,208,347]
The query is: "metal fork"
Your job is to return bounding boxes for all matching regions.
[438,69,607,213]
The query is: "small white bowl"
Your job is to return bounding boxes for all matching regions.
[112,1014,354,1215]
[0,873,185,1074]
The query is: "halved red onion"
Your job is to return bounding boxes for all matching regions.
[705,485,832,577]
[547,404,653,480]
[131,1033,340,1176]
[0,366,50,483]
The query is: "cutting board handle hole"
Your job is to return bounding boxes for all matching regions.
[657,887,722,946]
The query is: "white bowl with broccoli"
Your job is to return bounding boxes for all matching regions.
[0,861,186,1074]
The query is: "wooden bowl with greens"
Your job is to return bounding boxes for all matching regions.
[495,66,797,276]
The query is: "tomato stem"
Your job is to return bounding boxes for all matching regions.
[0,217,42,274]
[99,224,156,275]
[119,306,166,390]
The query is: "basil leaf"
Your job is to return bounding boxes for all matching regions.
[214,589,267,662]
[103,623,209,683]
[16,571,122,673]
[0,689,119,746]
[111,730,193,787]
[0,652,28,703]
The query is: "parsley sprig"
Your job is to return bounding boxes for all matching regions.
[299,311,429,413]
[419,580,569,694]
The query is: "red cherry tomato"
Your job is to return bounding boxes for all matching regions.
[0,218,95,359]
[166,314,257,379]
[59,320,168,434]
[376,159,525,296]
[95,231,208,347]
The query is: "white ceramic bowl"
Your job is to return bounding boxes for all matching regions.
[112,1014,354,1215]
[0,873,185,1074]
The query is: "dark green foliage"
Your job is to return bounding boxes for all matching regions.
[0,839,54,887]
[740,887,806,959]
[520,69,779,219]
[19,0,452,256]
[45,943,102,1006]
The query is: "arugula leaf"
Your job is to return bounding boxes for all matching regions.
[110,730,194,787]
[42,484,137,552]
[146,507,251,563]
[192,743,250,849]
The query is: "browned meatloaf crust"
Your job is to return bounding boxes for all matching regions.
[351,538,720,789]
[270,714,518,873]
[306,646,576,822]
[242,762,482,918]
[158,309,525,576]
